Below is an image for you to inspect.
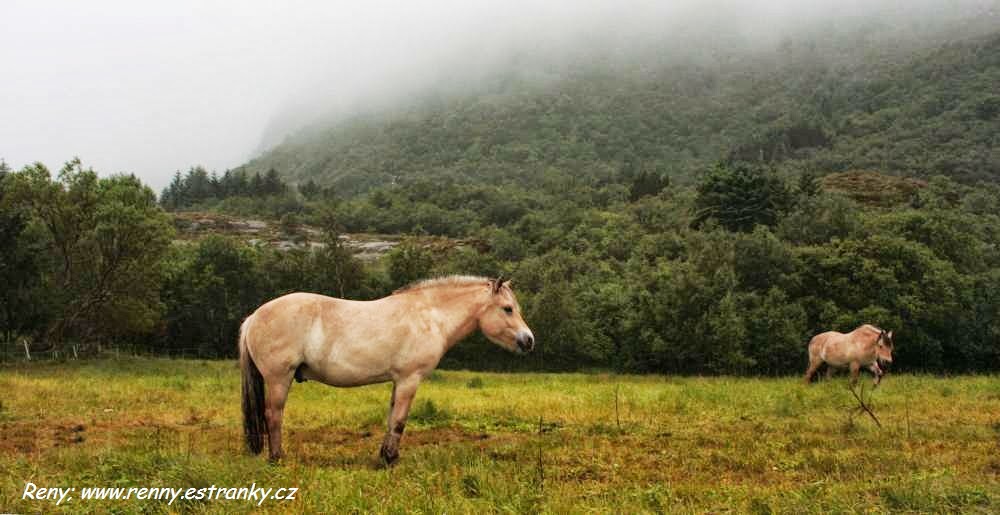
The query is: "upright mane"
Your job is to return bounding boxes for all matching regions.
[392,275,492,295]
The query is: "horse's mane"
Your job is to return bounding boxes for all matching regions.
[858,324,883,334]
[392,275,491,295]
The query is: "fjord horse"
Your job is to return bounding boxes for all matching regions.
[240,275,534,464]
[804,324,894,386]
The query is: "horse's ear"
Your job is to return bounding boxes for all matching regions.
[887,330,893,341]
[492,275,504,294]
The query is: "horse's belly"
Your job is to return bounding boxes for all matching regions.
[303,344,395,386]
[303,362,391,387]
[303,337,396,387]
[822,343,873,367]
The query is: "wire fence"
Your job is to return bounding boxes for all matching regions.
[0,341,229,364]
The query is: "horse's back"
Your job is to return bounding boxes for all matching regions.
[809,331,841,349]
[255,291,338,311]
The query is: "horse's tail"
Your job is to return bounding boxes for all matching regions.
[240,315,267,455]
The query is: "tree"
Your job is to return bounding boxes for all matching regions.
[693,162,792,232]
[7,159,174,347]
[777,193,864,245]
[797,169,822,198]
[299,179,321,200]
[184,166,215,203]
[161,236,264,356]
[263,168,285,196]
[313,225,364,299]
[160,171,186,210]
[387,239,434,287]
[0,163,48,339]
[629,170,670,201]
[249,172,264,197]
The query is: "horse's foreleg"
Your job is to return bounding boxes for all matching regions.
[380,375,420,465]
[264,376,292,462]
[386,383,397,432]
[869,363,883,387]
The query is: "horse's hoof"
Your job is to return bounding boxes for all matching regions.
[379,448,399,467]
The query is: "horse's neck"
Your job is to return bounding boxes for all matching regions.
[852,325,879,344]
[410,286,485,351]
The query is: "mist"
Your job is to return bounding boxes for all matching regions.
[2,0,996,191]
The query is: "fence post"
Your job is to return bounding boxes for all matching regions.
[22,338,31,361]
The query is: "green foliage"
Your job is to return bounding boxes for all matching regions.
[777,193,864,245]
[797,170,822,197]
[160,229,367,357]
[4,160,173,347]
[159,166,315,215]
[628,170,670,201]
[238,32,1000,195]
[387,239,435,288]
[0,164,48,337]
[160,236,263,356]
[694,162,792,232]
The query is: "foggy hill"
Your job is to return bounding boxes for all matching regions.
[235,13,1000,196]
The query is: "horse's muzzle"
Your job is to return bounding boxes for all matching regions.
[516,332,535,353]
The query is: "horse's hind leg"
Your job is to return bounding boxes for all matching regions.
[804,358,822,384]
[825,365,835,380]
[264,373,293,462]
[849,362,861,386]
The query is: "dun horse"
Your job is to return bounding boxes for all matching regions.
[239,275,534,464]
[804,324,894,386]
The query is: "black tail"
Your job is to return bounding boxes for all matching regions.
[240,317,267,454]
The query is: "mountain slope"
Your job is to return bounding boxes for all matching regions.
[236,26,1000,196]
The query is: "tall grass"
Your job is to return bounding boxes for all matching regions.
[1,358,997,513]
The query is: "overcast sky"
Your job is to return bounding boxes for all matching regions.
[1,0,658,191]
[2,0,995,191]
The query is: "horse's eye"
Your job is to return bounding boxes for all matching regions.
[503,306,513,314]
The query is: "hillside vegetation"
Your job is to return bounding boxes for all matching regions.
[238,27,1000,194]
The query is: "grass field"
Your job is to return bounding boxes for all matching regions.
[1,358,998,513]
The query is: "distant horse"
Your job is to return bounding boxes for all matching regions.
[240,275,535,464]
[804,325,894,386]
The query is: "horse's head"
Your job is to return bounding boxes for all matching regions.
[876,330,894,367]
[478,276,535,354]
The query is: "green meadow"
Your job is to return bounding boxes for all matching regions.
[1,358,998,513]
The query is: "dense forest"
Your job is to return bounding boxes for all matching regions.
[238,25,1000,194]
[2,20,999,374]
